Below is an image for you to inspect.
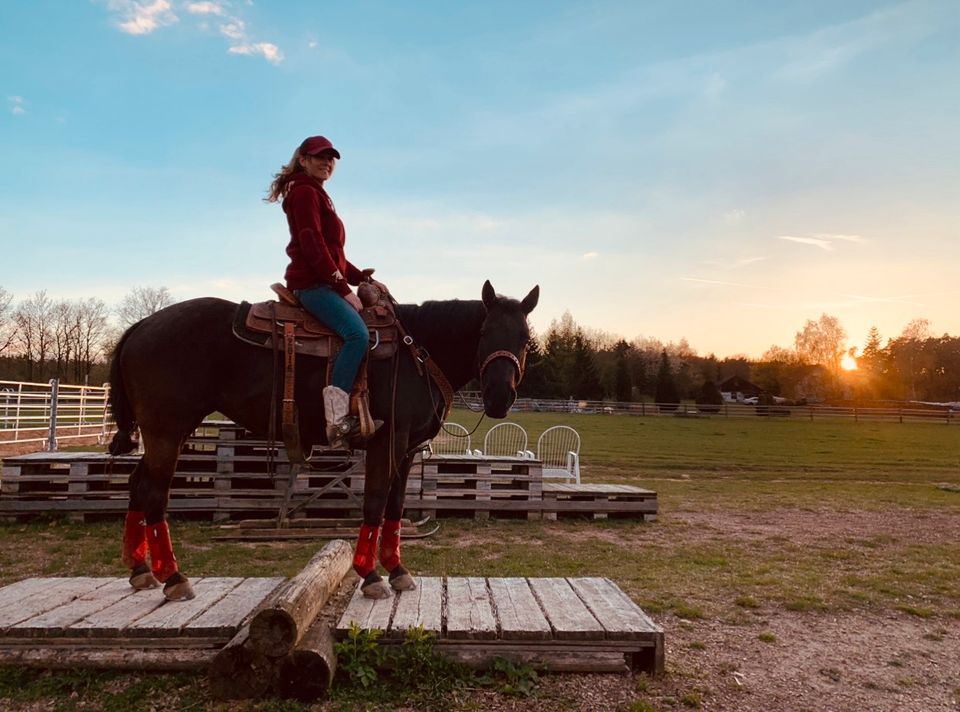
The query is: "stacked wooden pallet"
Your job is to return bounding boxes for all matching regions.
[0,422,364,523]
[416,454,543,520]
[1,422,659,522]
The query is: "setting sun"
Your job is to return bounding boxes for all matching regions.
[841,354,858,371]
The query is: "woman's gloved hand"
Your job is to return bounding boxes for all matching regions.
[361,268,389,296]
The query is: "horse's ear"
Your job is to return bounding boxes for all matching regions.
[482,280,496,310]
[521,285,539,315]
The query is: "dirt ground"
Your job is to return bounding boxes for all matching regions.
[382,507,960,712]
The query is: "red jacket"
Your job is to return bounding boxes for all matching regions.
[282,173,362,295]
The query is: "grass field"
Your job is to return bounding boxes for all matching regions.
[1,411,959,710]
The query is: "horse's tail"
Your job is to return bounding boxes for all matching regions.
[107,322,141,455]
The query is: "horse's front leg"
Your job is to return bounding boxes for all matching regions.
[380,453,416,592]
[135,435,195,601]
[354,436,402,599]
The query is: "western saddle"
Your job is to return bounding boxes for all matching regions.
[235,281,398,461]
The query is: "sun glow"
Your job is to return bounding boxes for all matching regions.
[841,354,858,371]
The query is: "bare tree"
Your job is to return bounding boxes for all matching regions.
[13,291,54,381]
[71,298,111,384]
[51,300,78,381]
[794,313,847,377]
[0,285,14,355]
[117,286,174,328]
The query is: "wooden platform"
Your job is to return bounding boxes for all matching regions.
[336,576,664,674]
[0,576,283,669]
[541,483,659,521]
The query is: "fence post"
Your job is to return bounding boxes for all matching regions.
[46,378,60,452]
[809,407,814,422]
[854,407,858,424]
[100,384,111,444]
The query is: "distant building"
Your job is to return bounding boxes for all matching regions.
[719,376,762,403]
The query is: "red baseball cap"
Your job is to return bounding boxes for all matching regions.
[299,135,341,159]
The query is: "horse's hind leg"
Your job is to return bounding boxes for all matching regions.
[123,459,159,590]
[134,431,195,601]
[380,454,416,592]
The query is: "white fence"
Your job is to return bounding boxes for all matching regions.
[0,380,115,452]
[457,393,959,425]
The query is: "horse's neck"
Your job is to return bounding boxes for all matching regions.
[397,301,484,389]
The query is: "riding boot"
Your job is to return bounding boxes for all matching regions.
[322,385,352,450]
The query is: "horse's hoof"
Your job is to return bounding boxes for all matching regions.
[361,576,393,600]
[389,567,416,592]
[129,569,160,590]
[162,574,195,601]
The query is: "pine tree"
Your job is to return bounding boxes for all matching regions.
[696,380,723,413]
[654,350,679,411]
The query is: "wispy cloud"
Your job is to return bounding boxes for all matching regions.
[8,96,25,116]
[778,235,834,251]
[228,42,283,63]
[102,0,283,64]
[185,1,225,15]
[816,233,866,244]
[107,0,178,35]
[219,19,245,40]
[582,251,599,260]
[723,208,746,225]
[778,233,867,251]
[681,277,766,289]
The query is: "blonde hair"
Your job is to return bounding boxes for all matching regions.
[265,148,304,203]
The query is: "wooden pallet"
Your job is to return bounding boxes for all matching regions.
[541,484,659,521]
[417,455,543,521]
[0,576,283,669]
[336,576,663,674]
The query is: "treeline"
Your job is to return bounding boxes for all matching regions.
[0,286,172,385]
[516,312,960,404]
[2,285,957,403]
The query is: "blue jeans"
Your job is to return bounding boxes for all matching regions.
[295,286,367,392]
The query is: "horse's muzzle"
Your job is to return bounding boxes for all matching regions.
[482,383,516,419]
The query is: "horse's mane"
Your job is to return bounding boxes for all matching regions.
[396,299,487,345]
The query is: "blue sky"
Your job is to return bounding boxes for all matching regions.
[2,0,958,358]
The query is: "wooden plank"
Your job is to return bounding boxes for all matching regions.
[390,577,442,636]
[488,578,551,640]
[0,646,216,671]
[336,583,395,632]
[527,578,604,640]
[568,578,662,640]
[10,579,138,636]
[70,579,206,636]
[126,578,243,637]
[445,577,496,640]
[0,578,111,630]
[0,578,53,614]
[184,577,284,637]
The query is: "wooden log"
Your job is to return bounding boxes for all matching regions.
[275,620,338,702]
[208,624,278,700]
[248,539,353,658]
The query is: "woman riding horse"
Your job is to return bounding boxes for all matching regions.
[266,135,387,449]
[110,281,538,600]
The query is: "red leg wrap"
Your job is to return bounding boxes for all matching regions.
[146,521,179,583]
[353,524,380,577]
[121,511,148,568]
[379,519,402,572]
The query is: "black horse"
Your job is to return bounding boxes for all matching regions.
[109,280,539,600]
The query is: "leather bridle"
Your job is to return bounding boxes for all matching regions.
[479,348,527,386]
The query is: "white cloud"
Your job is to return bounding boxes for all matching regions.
[220,20,246,40]
[185,1,225,15]
[8,96,25,115]
[723,208,746,225]
[778,235,834,251]
[108,0,178,35]
[816,233,866,243]
[582,252,599,260]
[228,42,284,64]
